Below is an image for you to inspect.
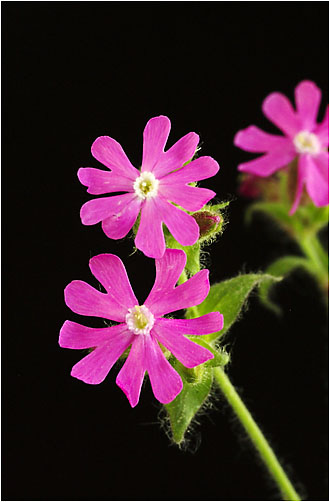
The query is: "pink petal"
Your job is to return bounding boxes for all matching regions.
[142,116,171,172]
[157,196,200,246]
[156,312,224,335]
[78,168,135,195]
[89,254,138,310]
[59,321,130,349]
[134,198,166,259]
[262,92,301,138]
[161,156,220,184]
[91,136,140,179]
[295,80,321,131]
[289,154,309,215]
[144,248,186,306]
[71,326,134,385]
[80,193,139,226]
[238,148,296,177]
[305,152,329,207]
[151,132,199,178]
[158,183,215,212]
[64,280,126,322]
[234,125,291,152]
[314,105,329,147]
[101,196,141,239]
[145,269,210,317]
[152,321,213,368]
[144,334,183,404]
[116,336,146,407]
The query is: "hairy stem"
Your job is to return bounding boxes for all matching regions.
[213,366,301,501]
[298,232,329,292]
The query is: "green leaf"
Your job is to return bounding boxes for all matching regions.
[191,273,281,342]
[259,255,315,315]
[165,360,213,444]
[296,203,329,232]
[210,201,231,211]
[246,201,292,228]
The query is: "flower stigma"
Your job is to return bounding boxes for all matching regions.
[126,305,155,335]
[293,131,321,155]
[133,172,159,200]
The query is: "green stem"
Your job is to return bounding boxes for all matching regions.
[299,232,328,276]
[213,367,301,501]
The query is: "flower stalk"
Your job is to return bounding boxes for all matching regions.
[213,366,301,501]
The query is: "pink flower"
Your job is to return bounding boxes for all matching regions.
[59,249,223,407]
[234,81,329,213]
[78,116,219,258]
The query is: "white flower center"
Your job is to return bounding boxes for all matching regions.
[293,131,321,155]
[125,305,155,335]
[133,171,159,200]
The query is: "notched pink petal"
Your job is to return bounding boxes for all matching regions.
[89,254,138,309]
[238,148,296,177]
[116,336,146,407]
[71,328,134,385]
[161,156,219,185]
[144,248,186,307]
[135,199,166,259]
[80,193,137,226]
[314,105,329,147]
[64,280,125,322]
[147,269,210,317]
[234,125,289,153]
[158,183,216,212]
[289,154,309,215]
[305,152,329,207]
[152,322,213,368]
[295,80,321,130]
[145,335,183,404]
[101,196,141,240]
[154,132,200,178]
[157,196,200,247]
[59,321,122,349]
[157,312,224,335]
[91,136,139,179]
[142,116,171,172]
[78,168,135,195]
[262,92,301,137]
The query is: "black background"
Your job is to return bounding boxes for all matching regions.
[3,2,329,501]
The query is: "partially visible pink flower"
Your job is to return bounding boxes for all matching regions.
[234,81,329,213]
[78,116,219,258]
[59,249,223,407]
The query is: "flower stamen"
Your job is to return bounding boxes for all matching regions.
[293,131,321,155]
[133,172,159,200]
[126,305,155,335]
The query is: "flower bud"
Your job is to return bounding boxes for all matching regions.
[192,209,223,240]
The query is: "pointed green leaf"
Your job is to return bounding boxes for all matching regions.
[165,360,213,444]
[246,201,292,228]
[190,273,281,342]
[259,255,315,315]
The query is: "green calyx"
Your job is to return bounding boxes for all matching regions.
[192,205,224,242]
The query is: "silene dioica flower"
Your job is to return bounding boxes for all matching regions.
[234,80,329,213]
[59,249,223,407]
[78,115,219,258]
